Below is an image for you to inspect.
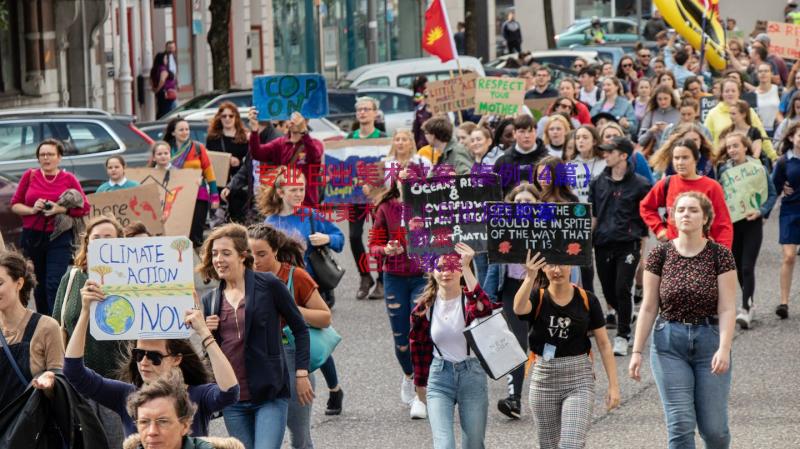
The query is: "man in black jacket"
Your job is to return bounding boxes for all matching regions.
[492,114,547,196]
[588,136,650,357]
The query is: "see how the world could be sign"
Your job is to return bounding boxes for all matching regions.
[87,236,195,340]
[486,202,593,266]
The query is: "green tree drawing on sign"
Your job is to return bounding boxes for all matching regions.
[171,238,191,263]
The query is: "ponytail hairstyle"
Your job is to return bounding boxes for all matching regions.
[672,191,715,236]
[0,251,37,307]
[247,223,307,268]
[256,166,306,217]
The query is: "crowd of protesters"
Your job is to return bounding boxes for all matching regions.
[3,9,800,449]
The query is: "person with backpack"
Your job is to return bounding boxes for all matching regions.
[590,137,651,356]
[513,251,620,449]
[409,243,498,449]
[163,117,219,248]
[629,191,737,449]
[772,121,800,319]
[640,138,733,248]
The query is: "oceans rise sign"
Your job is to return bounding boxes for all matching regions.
[474,77,525,116]
[253,74,329,121]
[767,21,800,60]
[323,138,392,204]
[88,236,195,340]
[403,174,503,255]
[426,73,478,114]
[486,202,593,266]
[718,159,768,223]
[86,184,165,235]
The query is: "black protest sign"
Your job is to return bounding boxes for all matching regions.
[486,202,593,266]
[403,174,502,256]
[699,96,718,123]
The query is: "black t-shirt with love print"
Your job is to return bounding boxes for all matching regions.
[520,287,606,358]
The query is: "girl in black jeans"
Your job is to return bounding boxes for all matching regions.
[716,132,777,328]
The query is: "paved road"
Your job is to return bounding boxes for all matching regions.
[207,210,800,448]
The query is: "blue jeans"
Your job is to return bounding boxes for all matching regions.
[650,318,732,449]
[21,229,73,316]
[426,358,488,449]
[223,398,290,449]
[318,356,338,389]
[284,342,315,449]
[383,273,427,375]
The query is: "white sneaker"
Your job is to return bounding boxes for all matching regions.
[736,309,752,330]
[613,336,629,356]
[400,375,415,404]
[410,397,428,420]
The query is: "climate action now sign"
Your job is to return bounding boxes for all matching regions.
[474,77,525,116]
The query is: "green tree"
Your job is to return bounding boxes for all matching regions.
[208,0,232,90]
[171,238,191,263]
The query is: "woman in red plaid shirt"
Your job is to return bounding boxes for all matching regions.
[409,243,498,449]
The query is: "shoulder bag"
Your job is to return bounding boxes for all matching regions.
[307,214,345,291]
[282,266,342,372]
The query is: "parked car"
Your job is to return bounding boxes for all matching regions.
[555,18,641,48]
[569,42,659,69]
[161,88,252,121]
[0,108,153,193]
[337,56,486,89]
[0,172,23,248]
[486,50,602,71]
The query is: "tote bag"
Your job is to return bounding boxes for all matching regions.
[463,309,527,380]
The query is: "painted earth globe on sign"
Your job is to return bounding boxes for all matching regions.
[95,295,135,335]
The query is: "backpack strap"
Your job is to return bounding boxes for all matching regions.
[661,175,672,222]
[287,266,296,302]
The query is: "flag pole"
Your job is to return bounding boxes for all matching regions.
[448,67,464,124]
[699,1,709,72]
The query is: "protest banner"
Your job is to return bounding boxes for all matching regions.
[253,74,329,121]
[766,21,800,60]
[426,73,478,114]
[486,202,593,266]
[127,168,200,237]
[718,159,769,222]
[207,151,232,186]
[88,236,195,340]
[323,138,392,204]
[403,174,503,255]
[524,98,554,120]
[474,77,526,116]
[699,96,719,123]
[87,184,164,235]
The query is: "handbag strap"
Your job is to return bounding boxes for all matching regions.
[0,326,29,388]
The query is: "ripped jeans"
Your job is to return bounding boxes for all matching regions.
[383,273,428,375]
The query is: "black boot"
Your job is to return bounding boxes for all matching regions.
[497,395,521,419]
[357,275,374,300]
[325,388,344,415]
[368,279,384,300]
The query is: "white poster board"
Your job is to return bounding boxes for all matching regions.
[88,236,195,340]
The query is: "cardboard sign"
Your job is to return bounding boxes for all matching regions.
[524,98,554,120]
[766,21,800,60]
[699,96,719,123]
[207,151,232,186]
[402,174,503,256]
[253,74,329,121]
[87,184,165,235]
[474,77,526,116]
[719,160,769,222]
[88,236,195,340]
[127,168,201,237]
[426,73,478,114]
[486,202,593,266]
[323,138,392,204]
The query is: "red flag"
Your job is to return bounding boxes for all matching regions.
[422,0,457,63]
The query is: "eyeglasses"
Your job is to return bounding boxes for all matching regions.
[639,53,651,58]
[136,418,177,429]
[132,348,172,365]
[220,114,235,119]
[622,63,633,68]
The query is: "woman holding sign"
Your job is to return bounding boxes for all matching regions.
[409,243,497,449]
[513,251,620,449]
[164,117,220,248]
[715,132,777,329]
[199,224,312,449]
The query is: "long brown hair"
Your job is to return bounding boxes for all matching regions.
[650,123,714,172]
[196,223,254,281]
[533,156,579,203]
[247,223,306,268]
[206,101,248,144]
[256,166,306,217]
[117,339,211,388]
[672,191,715,236]
[73,215,124,271]
[715,131,753,166]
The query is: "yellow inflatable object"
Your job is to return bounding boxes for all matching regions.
[655,0,727,71]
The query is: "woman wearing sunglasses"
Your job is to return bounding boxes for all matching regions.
[63,283,240,438]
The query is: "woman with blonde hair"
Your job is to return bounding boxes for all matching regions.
[383,129,431,187]
[456,122,477,147]
[542,114,572,158]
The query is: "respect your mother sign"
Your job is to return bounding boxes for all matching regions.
[88,236,195,340]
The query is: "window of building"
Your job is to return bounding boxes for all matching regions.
[0,0,20,93]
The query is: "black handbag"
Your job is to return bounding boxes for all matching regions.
[307,215,345,291]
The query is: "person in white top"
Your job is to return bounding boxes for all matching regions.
[578,67,602,108]
[753,63,783,136]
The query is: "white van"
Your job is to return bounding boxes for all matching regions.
[337,56,486,90]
